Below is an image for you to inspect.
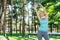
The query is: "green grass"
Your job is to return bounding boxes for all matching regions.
[6,35,60,40]
[0,33,60,40]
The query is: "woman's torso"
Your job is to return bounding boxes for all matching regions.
[38,16,48,32]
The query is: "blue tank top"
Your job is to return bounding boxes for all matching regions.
[38,16,48,32]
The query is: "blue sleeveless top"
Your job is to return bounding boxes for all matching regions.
[38,16,48,32]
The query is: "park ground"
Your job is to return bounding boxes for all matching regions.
[0,33,60,40]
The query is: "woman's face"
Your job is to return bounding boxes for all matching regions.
[39,11,45,17]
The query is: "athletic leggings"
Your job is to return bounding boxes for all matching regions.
[37,30,49,40]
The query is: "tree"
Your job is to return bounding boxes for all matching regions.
[0,0,3,34]
[22,0,25,36]
[2,0,6,36]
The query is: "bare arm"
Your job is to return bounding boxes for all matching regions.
[38,3,46,13]
[34,2,40,20]
[34,8,40,20]
[38,3,48,18]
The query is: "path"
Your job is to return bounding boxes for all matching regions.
[0,36,7,40]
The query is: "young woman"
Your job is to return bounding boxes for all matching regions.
[34,2,49,40]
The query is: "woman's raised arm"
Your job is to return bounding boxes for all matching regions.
[38,3,48,18]
[34,2,40,20]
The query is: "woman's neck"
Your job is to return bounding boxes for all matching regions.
[40,16,45,18]
[40,16,46,20]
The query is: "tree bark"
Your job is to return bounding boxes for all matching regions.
[0,4,2,34]
[50,24,52,33]
[57,25,58,32]
[22,0,25,37]
[16,13,17,34]
[9,0,13,35]
[3,0,6,36]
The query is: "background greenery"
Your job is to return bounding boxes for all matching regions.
[0,0,60,40]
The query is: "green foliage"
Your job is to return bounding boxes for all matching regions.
[6,0,60,28]
[34,0,60,28]
[7,0,11,4]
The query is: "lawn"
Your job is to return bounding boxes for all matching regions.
[7,36,60,40]
[0,33,60,40]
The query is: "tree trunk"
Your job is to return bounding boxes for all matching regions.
[50,24,52,33]
[3,0,6,36]
[9,15,12,35]
[57,25,58,32]
[0,4,2,34]
[32,10,34,33]
[22,0,25,37]
[19,21,21,34]
[9,0,13,35]
[0,16,1,33]
[16,13,17,34]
